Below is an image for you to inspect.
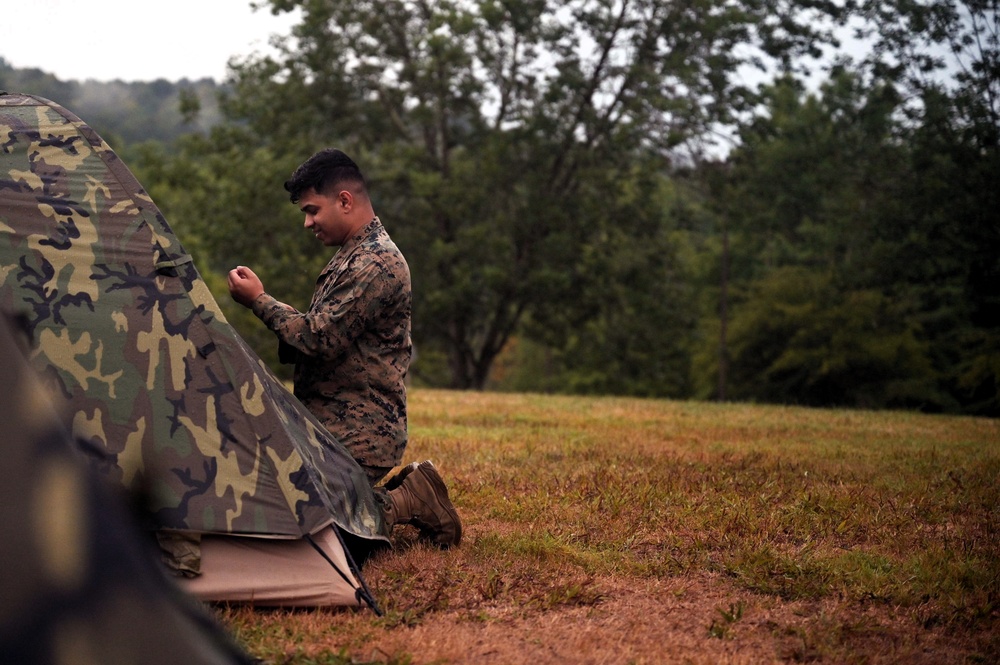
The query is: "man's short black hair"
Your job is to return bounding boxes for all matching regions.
[284,148,367,204]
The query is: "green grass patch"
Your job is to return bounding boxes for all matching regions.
[221,389,999,662]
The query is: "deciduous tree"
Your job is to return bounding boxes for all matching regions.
[215,0,849,388]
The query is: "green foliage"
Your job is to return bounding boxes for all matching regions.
[855,0,1000,415]
[168,0,849,390]
[701,62,998,414]
[724,267,941,409]
[487,159,697,397]
[708,602,745,639]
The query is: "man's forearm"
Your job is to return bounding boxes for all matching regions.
[251,293,295,328]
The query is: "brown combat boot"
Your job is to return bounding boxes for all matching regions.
[386,461,462,548]
[383,461,420,491]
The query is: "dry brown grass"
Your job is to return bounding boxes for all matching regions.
[217,389,1000,664]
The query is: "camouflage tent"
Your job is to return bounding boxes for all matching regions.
[0,313,255,665]
[0,91,388,609]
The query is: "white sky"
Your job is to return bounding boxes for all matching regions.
[1,0,300,82]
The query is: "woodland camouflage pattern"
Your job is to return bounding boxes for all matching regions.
[0,91,388,544]
[0,314,253,665]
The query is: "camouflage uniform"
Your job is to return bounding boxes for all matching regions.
[251,217,412,480]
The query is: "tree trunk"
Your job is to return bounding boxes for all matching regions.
[717,216,729,402]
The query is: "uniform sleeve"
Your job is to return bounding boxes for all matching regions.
[251,258,387,360]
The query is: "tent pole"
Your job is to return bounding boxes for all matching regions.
[305,532,382,616]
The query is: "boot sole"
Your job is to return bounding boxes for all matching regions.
[383,461,420,491]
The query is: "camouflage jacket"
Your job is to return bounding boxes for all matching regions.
[252,218,412,472]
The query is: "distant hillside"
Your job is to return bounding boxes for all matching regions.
[0,58,223,147]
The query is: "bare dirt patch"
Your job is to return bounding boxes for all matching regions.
[230,527,995,664]
[341,565,988,665]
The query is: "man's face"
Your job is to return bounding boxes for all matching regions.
[299,188,349,247]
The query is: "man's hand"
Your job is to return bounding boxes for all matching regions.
[228,265,265,308]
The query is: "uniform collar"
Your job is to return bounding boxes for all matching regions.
[340,216,381,253]
[320,217,382,280]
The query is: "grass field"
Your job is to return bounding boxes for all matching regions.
[216,389,999,664]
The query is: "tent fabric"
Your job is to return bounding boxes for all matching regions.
[0,91,389,606]
[0,313,256,665]
[180,526,363,607]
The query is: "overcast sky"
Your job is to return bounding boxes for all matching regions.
[2,0,299,82]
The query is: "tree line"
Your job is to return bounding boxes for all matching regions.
[0,58,222,146]
[4,1,997,416]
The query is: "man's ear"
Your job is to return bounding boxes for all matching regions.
[339,190,354,211]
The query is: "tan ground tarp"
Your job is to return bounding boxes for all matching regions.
[179,526,363,607]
